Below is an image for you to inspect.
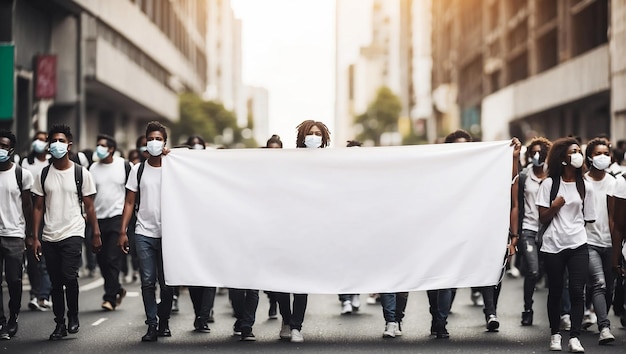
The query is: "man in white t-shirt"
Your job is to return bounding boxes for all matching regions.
[30,125,101,341]
[118,121,173,342]
[0,131,34,339]
[89,134,128,312]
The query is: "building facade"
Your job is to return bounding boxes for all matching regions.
[246,85,269,146]
[1,0,208,153]
[432,0,625,143]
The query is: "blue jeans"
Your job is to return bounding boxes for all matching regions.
[520,229,543,311]
[135,234,173,326]
[427,289,452,325]
[588,245,614,330]
[230,289,259,330]
[380,292,408,323]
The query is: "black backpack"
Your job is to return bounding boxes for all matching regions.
[41,164,84,210]
[134,161,146,212]
[15,165,23,192]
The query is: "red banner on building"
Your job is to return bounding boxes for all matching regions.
[35,55,57,99]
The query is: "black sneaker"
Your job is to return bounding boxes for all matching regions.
[521,310,533,326]
[0,325,9,341]
[171,297,179,312]
[486,315,500,332]
[268,302,278,319]
[193,317,210,333]
[141,325,158,342]
[49,323,68,341]
[7,314,18,337]
[241,328,256,341]
[157,320,171,337]
[434,320,449,339]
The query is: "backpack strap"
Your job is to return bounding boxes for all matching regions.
[134,161,145,212]
[41,165,51,197]
[124,160,131,183]
[15,164,23,192]
[517,167,528,234]
[74,163,83,206]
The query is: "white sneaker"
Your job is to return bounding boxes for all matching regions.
[290,328,304,343]
[471,291,484,306]
[279,324,291,339]
[581,310,596,329]
[568,337,584,353]
[366,294,378,305]
[28,298,41,311]
[341,300,352,315]
[395,322,402,336]
[550,333,562,351]
[560,314,571,331]
[598,327,615,345]
[351,294,360,310]
[383,322,398,338]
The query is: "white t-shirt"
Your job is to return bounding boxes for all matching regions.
[21,157,49,179]
[537,177,596,254]
[522,168,544,232]
[584,173,615,248]
[0,164,34,238]
[613,175,626,199]
[31,163,97,242]
[126,161,162,238]
[90,157,128,219]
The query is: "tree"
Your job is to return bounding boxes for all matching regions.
[354,86,402,146]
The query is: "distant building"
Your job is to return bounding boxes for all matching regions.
[432,0,626,143]
[246,86,270,146]
[0,0,208,152]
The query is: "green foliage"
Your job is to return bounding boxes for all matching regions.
[354,87,402,146]
[173,92,257,148]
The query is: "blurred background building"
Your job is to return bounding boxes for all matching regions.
[1,0,209,152]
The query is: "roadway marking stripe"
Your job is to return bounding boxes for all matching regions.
[80,278,104,291]
[92,318,107,326]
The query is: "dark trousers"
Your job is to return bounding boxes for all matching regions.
[275,293,307,330]
[479,283,502,319]
[96,216,123,305]
[43,236,83,324]
[230,289,259,330]
[0,237,25,323]
[543,244,589,338]
[189,286,216,320]
[83,224,96,272]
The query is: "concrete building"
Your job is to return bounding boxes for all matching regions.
[1,0,208,153]
[206,0,246,127]
[432,0,625,143]
[246,85,269,146]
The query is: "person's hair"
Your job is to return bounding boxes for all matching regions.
[444,129,472,143]
[265,134,282,148]
[296,120,331,148]
[186,135,206,148]
[48,124,73,142]
[0,130,17,149]
[546,137,585,200]
[346,140,362,147]
[135,135,146,149]
[585,137,610,169]
[127,149,141,163]
[526,137,552,163]
[613,148,625,165]
[146,121,167,142]
[97,134,117,152]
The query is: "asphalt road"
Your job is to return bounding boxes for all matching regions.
[1,268,625,353]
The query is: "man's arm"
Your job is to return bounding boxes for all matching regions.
[21,188,33,244]
[118,190,136,254]
[83,195,102,253]
[509,176,519,257]
[31,195,44,260]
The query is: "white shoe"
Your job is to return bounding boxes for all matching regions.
[366,294,378,305]
[279,324,291,339]
[290,328,304,343]
[560,314,571,331]
[395,322,402,336]
[568,337,584,353]
[28,298,41,311]
[598,327,615,345]
[383,321,398,338]
[581,310,596,329]
[341,300,352,315]
[471,291,484,307]
[351,295,360,310]
[550,333,562,351]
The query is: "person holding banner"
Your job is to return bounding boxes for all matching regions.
[537,137,596,353]
[274,120,331,343]
[118,121,174,342]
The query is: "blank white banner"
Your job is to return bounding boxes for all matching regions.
[161,141,512,294]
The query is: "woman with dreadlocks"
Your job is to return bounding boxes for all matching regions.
[537,137,596,352]
[274,120,330,344]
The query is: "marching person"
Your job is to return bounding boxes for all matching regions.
[30,125,102,341]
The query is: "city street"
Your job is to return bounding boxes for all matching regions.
[1,269,625,353]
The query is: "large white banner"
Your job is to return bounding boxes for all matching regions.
[161,141,512,293]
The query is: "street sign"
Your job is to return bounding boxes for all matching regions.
[0,44,14,120]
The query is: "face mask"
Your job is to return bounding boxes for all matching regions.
[49,142,69,159]
[592,154,611,170]
[32,140,47,154]
[569,153,584,169]
[304,135,322,149]
[146,140,164,156]
[0,149,10,163]
[531,152,544,167]
[96,145,110,159]
[139,146,148,153]
[193,144,204,150]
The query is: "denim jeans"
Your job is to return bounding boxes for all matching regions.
[427,289,453,325]
[543,244,588,338]
[189,286,215,321]
[520,229,542,311]
[135,234,173,326]
[230,289,259,330]
[588,245,614,330]
[380,292,409,323]
[43,236,83,324]
[275,293,307,330]
[478,284,502,319]
[96,216,123,305]
[0,237,25,323]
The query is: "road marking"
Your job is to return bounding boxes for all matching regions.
[92,318,107,326]
[80,278,104,291]
[126,291,140,297]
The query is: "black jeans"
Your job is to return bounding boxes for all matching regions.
[230,289,259,330]
[543,244,589,338]
[275,293,307,330]
[479,284,502,319]
[189,286,216,321]
[96,216,123,305]
[0,237,25,323]
[43,236,83,324]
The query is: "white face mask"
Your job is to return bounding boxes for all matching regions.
[193,144,204,150]
[49,142,69,159]
[531,152,544,167]
[304,135,322,149]
[96,145,110,159]
[569,153,584,169]
[32,140,47,154]
[146,140,164,156]
[0,148,10,163]
[592,154,611,170]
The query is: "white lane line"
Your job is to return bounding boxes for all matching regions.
[80,278,104,292]
[125,291,140,297]
[92,318,107,326]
